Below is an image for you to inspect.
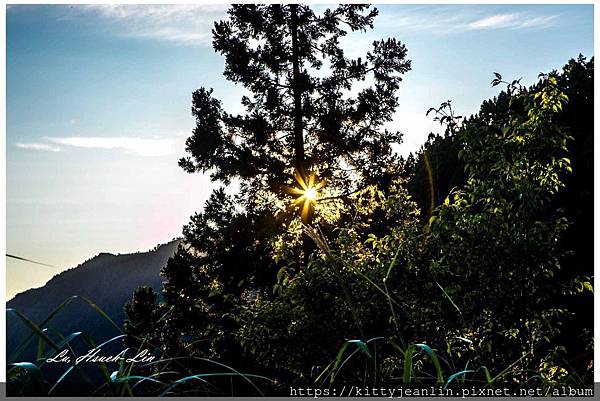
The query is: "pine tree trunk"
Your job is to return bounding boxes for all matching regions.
[290,4,305,179]
[290,4,313,263]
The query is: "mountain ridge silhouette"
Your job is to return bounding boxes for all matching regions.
[7,239,180,361]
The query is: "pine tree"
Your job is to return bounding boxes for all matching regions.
[179,4,410,233]
[127,3,412,371]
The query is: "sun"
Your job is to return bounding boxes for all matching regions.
[289,171,325,222]
[304,187,318,201]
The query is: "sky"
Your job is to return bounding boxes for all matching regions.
[5,4,594,299]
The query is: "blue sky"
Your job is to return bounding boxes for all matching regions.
[6,4,594,298]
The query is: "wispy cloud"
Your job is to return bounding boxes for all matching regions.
[468,14,521,29]
[75,4,228,45]
[375,7,559,35]
[16,136,184,157]
[46,136,180,157]
[467,13,557,30]
[15,142,61,152]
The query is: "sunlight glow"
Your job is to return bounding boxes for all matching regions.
[290,171,325,222]
[304,187,318,201]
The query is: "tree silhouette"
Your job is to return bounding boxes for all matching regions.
[126,3,412,374]
[179,5,410,245]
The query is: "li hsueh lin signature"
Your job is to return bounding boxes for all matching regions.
[46,348,156,365]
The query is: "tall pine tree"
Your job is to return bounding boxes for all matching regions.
[179,4,410,226]
[125,3,411,373]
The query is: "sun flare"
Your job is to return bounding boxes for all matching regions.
[290,171,325,222]
[304,187,318,201]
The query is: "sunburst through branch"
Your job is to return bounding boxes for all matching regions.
[290,171,325,222]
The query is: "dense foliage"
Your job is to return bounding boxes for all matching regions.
[234,63,594,391]
[120,5,593,395]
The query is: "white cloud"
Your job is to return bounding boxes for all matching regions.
[468,14,519,29]
[45,136,182,157]
[76,4,228,45]
[16,135,186,157]
[15,142,61,152]
[467,13,557,30]
[375,8,559,35]
[517,15,559,29]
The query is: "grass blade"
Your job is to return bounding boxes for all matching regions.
[435,281,463,318]
[9,295,122,363]
[76,296,122,332]
[48,366,75,395]
[329,342,349,384]
[445,369,474,389]
[416,343,444,383]
[7,309,61,353]
[348,339,372,359]
[158,373,269,397]
[403,344,416,384]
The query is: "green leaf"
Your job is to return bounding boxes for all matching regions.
[110,372,165,386]
[348,339,372,359]
[173,357,268,396]
[480,365,494,388]
[330,342,349,383]
[8,362,43,379]
[8,362,46,394]
[9,295,122,364]
[9,296,79,362]
[428,215,437,226]
[159,373,269,396]
[416,343,444,383]
[445,370,474,388]
[37,329,48,362]
[42,331,82,362]
[76,296,122,332]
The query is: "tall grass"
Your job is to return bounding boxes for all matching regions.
[7,296,271,396]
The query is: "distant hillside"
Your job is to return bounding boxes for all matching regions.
[7,240,180,361]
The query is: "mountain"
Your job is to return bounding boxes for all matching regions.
[7,240,179,362]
